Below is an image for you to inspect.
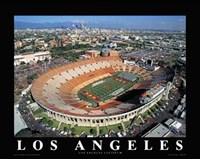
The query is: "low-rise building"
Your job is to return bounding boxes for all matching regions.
[85,50,101,58]
[142,123,170,137]
[109,51,119,57]
[14,51,51,66]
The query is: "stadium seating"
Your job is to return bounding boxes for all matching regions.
[31,56,154,117]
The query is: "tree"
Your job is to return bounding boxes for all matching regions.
[37,60,41,64]
[158,60,166,67]
[99,129,103,135]
[71,128,75,135]
[42,117,48,124]
[118,126,123,131]
[64,127,68,132]
[20,61,26,65]
[23,64,29,69]
[90,128,97,135]
[18,84,23,89]
[44,57,49,62]
[48,120,53,126]
[27,73,38,82]
[33,47,39,53]
[16,90,21,96]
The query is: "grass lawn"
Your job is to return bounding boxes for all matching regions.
[52,119,59,128]
[106,123,122,132]
[42,117,48,125]
[31,107,49,119]
[99,126,109,135]
[141,111,149,120]
[99,121,131,135]
[150,105,158,112]
[124,120,132,128]
[157,101,165,107]
[32,108,43,116]
[40,116,59,128]
[34,112,48,118]
[72,126,93,135]
[135,118,142,125]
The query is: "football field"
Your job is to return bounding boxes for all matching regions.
[78,72,139,106]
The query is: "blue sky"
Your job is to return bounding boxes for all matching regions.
[15,16,185,23]
[14,16,186,30]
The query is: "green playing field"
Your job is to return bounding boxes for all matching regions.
[77,72,139,106]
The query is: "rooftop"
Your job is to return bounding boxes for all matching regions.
[14,106,27,135]
[143,123,170,137]
[164,118,175,127]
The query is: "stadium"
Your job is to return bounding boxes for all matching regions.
[31,55,175,127]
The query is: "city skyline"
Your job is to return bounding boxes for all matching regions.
[15,16,186,31]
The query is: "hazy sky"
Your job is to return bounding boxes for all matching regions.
[14,16,186,30]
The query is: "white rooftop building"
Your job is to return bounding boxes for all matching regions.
[143,123,170,137]
[14,105,27,135]
[14,51,51,66]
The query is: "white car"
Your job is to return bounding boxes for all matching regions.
[122,131,127,136]
[117,132,122,137]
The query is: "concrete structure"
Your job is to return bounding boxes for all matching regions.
[101,48,110,57]
[39,89,165,127]
[14,41,23,49]
[146,59,153,66]
[165,82,172,100]
[79,54,91,59]
[124,60,136,66]
[31,56,174,127]
[14,105,27,135]
[14,51,51,66]
[85,50,100,58]
[21,84,32,96]
[109,51,119,57]
[142,123,170,137]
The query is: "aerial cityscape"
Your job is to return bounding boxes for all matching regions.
[14,16,186,138]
